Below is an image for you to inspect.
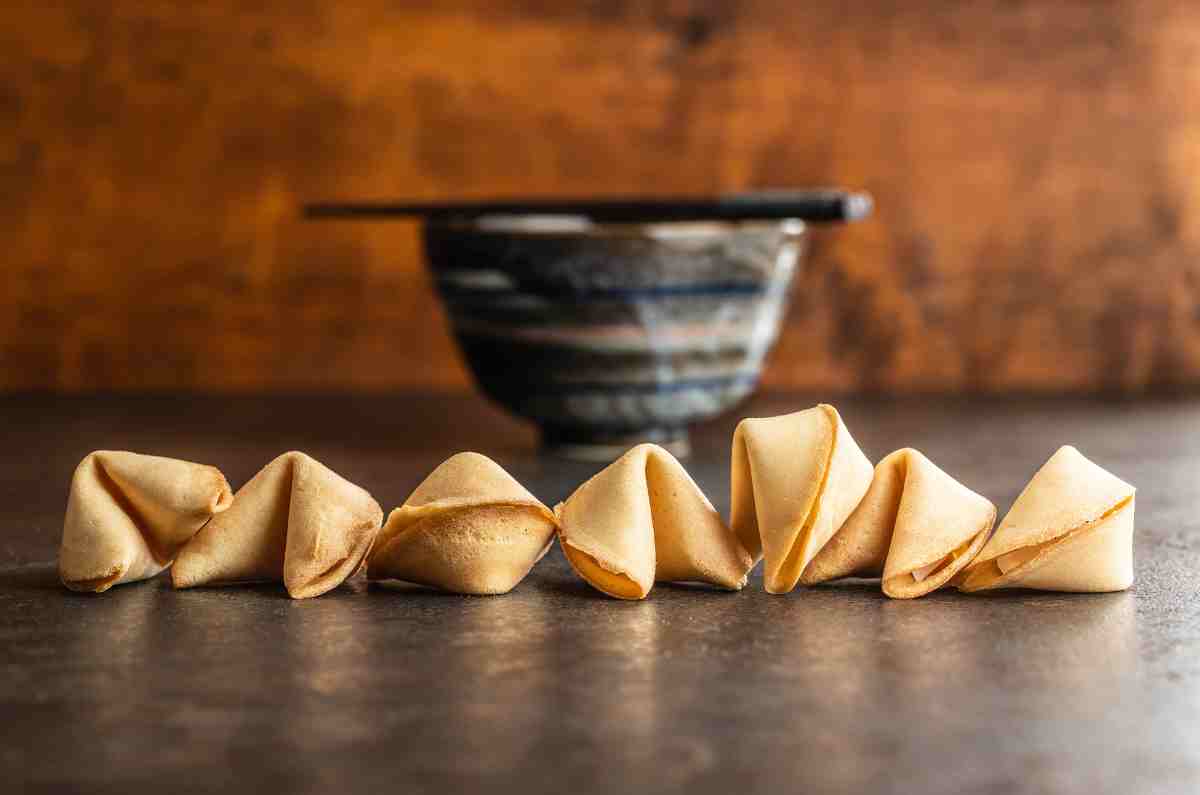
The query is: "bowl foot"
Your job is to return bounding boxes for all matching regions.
[540,425,690,462]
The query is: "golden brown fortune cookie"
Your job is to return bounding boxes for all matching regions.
[730,404,874,594]
[172,451,382,599]
[959,446,1135,594]
[801,448,996,599]
[367,452,558,595]
[557,443,753,600]
[59,451,233,593]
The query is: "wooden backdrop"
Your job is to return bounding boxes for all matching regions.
[5,1,1200,393]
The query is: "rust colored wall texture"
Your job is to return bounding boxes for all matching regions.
[4,1,1200,392]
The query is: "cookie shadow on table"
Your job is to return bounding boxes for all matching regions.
[0,565,380,601]
[367,579,488,598]
[532,573,621,601]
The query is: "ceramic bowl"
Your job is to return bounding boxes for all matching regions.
[423,215,807,459]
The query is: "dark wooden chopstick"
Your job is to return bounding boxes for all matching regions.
[303,190,873,223]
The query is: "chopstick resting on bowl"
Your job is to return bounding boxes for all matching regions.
[302,189,873,224]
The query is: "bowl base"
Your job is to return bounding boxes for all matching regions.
[540,425,690,462]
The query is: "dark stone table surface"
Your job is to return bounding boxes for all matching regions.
[2,392,1198,794]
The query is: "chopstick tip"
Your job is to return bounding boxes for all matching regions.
[846,192,874,222]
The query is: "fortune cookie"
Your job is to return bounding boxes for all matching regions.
[557,443,753,600]
[731,404,874,594]
[367,452,557,595]
[59,451,233,593]
[172,451,382,599]
[802,448,996,598]
[959,446,1135,593]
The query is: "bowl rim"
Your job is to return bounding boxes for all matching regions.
[425,215,807,240]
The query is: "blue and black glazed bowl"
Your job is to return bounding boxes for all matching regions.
[424,216,807,459]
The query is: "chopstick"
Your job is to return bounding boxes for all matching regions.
[303,189,873,223]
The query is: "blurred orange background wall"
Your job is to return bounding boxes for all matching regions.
[4,1,1200,393]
